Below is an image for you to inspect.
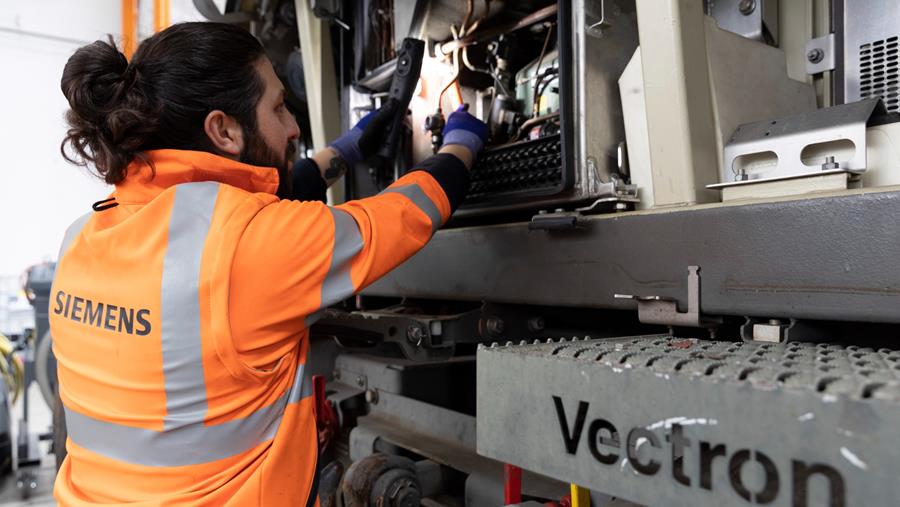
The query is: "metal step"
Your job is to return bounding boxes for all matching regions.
[477,335,900,506]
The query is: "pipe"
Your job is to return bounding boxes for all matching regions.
[121,0,138,58]
[154,0,170,33]
[438,4,558,55]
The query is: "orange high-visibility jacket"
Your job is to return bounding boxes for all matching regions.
[50,149,465,506]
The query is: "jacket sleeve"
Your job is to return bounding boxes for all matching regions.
[290,158,327,202]
[229,153,468,368]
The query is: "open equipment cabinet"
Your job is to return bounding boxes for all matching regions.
[41,0,900,505]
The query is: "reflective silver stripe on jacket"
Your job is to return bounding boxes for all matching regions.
[161,182,217,429]
[65,360,313,467]
[305,207,364,328]
[57,212,92,262]
[381,183,443,235]
[63,182,314,467]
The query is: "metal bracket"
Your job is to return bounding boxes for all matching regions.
[709,98,887,188]
[528,210,581,231]
[805,33,835,75]
[530,174,638,229]
[615,266,721,327]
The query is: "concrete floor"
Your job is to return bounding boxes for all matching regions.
[0,383,57,506]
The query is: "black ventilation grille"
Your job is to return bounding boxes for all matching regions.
[463,133,564,205]
[860,35,900,113]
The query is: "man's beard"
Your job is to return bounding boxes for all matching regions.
[240,130,297,199]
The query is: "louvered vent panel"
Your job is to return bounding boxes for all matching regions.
[859,35,900,113]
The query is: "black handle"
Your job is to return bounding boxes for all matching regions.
[377,38,425,160]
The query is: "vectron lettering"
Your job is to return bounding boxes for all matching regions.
[553,396,846,506]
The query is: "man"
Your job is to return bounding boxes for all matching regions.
[51,22,486,506]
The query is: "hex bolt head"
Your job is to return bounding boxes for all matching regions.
[807,48,825,64]
[486,317,505,335]
[356,376,364,387]
[406,326,425,346]
[527,316,546,332]
[739,0,756,15]
[821,155,840,170]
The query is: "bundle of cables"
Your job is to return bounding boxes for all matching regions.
[0,333,24,404]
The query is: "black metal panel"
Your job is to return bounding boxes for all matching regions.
[364,190,900,323]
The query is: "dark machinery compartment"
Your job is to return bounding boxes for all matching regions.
[344,1,639,220]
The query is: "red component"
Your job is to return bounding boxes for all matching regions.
[504,464,522,504]
[313,374,339,452]
[557,494,572,507]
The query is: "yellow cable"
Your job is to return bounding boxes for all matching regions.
[570,484,590,507]
[0,333,24,403]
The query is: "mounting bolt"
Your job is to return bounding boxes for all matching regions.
[486,317,505,335]
[807,48,825,64]
[821,156,840,170]
[356,376,365,387]
[365,389,379,404]
[527,317,546,333]
[739,0,756,15]
[406,326,425,346]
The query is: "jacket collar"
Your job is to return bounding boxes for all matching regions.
[115,149,280,203]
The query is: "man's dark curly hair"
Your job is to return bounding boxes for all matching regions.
[60,22,266,183]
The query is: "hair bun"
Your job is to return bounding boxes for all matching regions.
[61,36,132,120]
[60,36,157,184]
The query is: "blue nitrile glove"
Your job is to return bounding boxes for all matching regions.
[328,99,399,165]
[442,104,488,156]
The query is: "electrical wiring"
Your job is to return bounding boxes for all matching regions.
[0,333,24,404]
[437,0,491,113]
[531,23,555,117]
[532,66,559,117]
[437,29,462,113]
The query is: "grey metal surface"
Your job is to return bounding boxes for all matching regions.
[838,0,900,113]
[714,98,882,185]
[477,335,900,506]
[365,188,900,324]
[707,0,777,43]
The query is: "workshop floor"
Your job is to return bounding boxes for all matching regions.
[0,383,57,506]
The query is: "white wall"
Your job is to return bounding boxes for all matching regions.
[0,0,205,279]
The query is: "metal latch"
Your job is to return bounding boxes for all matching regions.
[615,266,721,328]
[529,210,581,231]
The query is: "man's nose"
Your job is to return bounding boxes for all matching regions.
[288,116,301,141]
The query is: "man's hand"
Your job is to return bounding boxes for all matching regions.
[441,105,488,163]
[327,100,399,166]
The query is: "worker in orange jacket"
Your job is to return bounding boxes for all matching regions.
[49,22,487,506]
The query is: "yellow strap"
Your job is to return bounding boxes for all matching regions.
[570,484,590,507]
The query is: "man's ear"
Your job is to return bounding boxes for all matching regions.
[203,110,244,158]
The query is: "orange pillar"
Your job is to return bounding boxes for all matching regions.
[154,0,170,33]
[121,0,138,59]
